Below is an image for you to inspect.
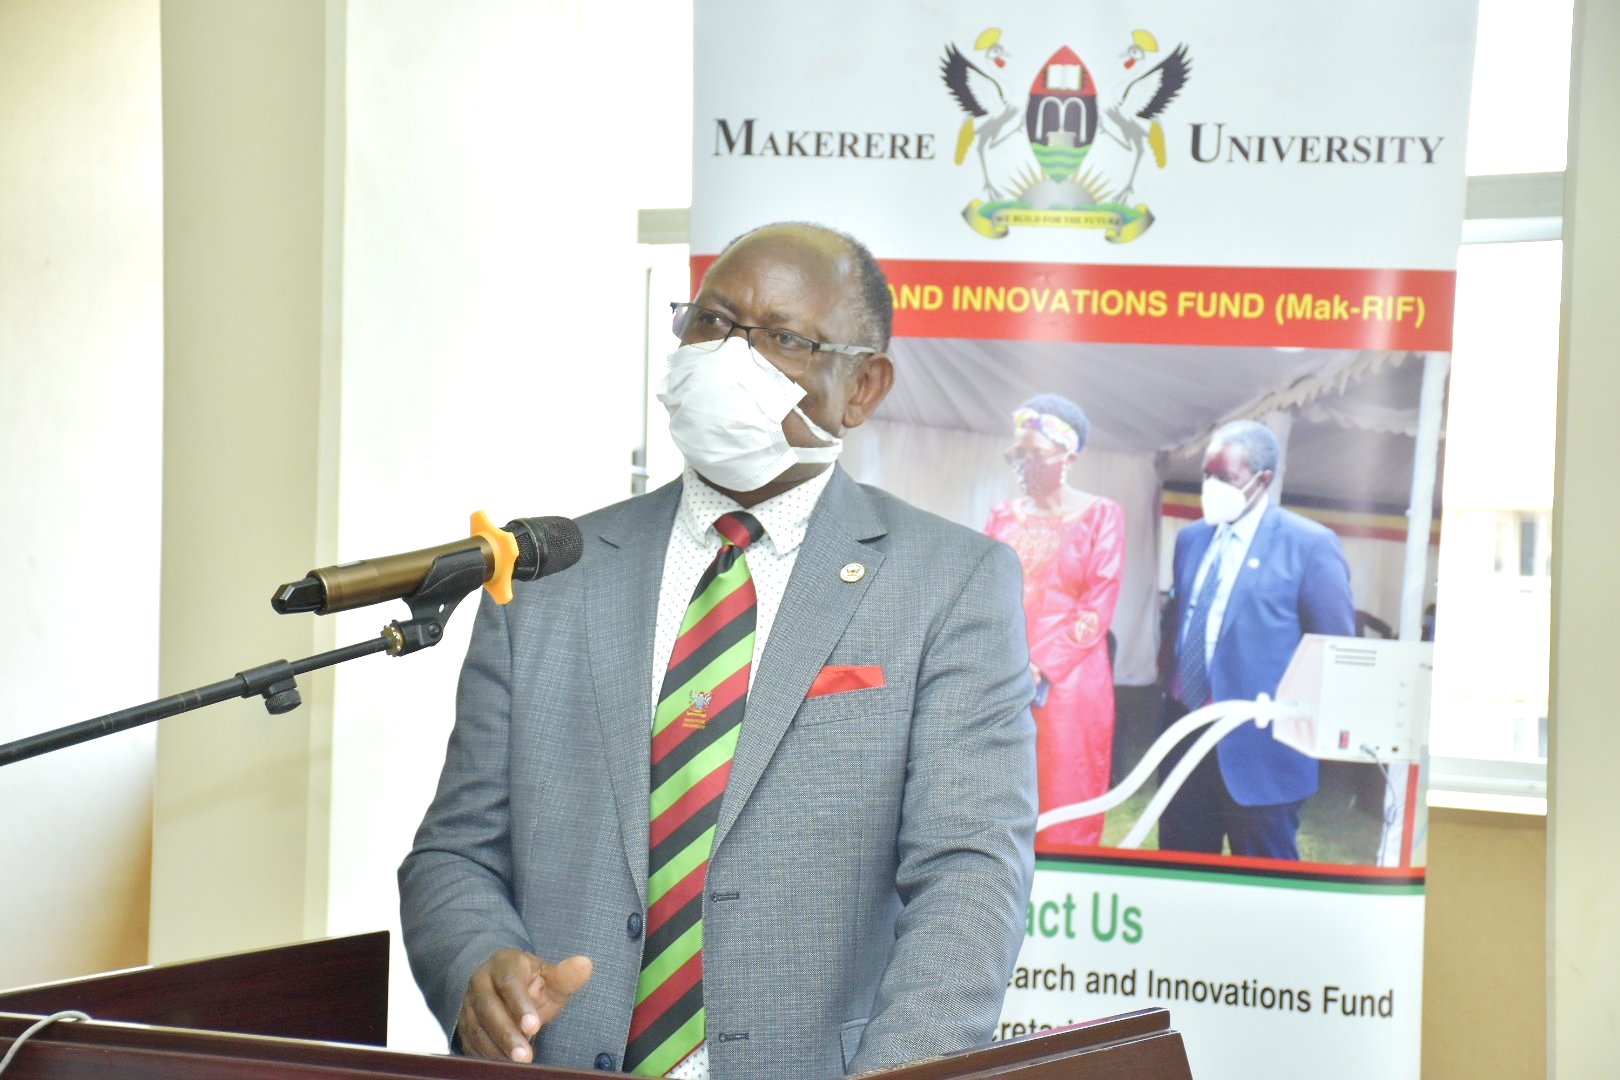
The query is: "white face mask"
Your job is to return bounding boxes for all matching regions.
[655,334,843,493]
[1201,473,1261,524]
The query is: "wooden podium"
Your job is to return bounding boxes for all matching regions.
[0,935,1191,1078]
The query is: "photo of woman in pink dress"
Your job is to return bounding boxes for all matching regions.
[985,395,1126,852]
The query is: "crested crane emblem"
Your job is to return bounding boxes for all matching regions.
[939,27,1192,241]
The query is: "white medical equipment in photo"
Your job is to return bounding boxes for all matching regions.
[1035,635,1433,848]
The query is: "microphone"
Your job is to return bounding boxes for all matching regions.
[271,512,583,616]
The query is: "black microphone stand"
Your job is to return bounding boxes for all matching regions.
[0,549,489,768]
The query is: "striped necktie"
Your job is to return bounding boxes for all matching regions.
[1176,529,1229,709]
[625,511,765,1075]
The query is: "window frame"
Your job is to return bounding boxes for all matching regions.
[1425,170,1564,814]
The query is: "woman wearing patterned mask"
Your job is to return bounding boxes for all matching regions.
[985,394,1125,851]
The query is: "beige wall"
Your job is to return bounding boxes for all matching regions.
[1423,809,1547,1079]
[1547,0,1620,1074]
[0,0,162,988]
[149,0,339,963]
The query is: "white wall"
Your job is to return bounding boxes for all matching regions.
[150,0,339,966]
[328,0,694,1048]
[1549,0,1620,1072]
[0,0,163,988]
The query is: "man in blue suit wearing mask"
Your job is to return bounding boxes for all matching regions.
[1161,419,1356,860]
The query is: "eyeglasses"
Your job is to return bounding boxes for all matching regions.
[670,302,876,376]
[1003,446,1067,467]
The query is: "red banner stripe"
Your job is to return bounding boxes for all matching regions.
[1162,498,1442,545]
[1400,766,1421,868]
[651,665,751,767]
[692,256,1457,351]
[628,950,704,1044]
[1064,846,1427,880]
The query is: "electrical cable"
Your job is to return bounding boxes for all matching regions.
[1036,697,1300,842]
[1119,710,1263,849]
[0,1011,90,1075]
[1364,744,1403,863]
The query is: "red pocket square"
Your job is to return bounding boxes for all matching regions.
[807,664,885,699]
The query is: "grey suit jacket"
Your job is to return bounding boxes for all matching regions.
[399,468,1037,1077]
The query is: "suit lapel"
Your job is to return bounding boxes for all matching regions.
[1213,505,1281,657]
[713,468,887,851]
[586,480,680,907]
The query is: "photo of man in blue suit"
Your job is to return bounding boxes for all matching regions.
[1161,420,1356,860]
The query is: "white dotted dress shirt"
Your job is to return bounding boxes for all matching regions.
[650,466,835,709]
[650,465,836,1079]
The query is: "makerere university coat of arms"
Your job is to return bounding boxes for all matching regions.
[941,27,1191,242]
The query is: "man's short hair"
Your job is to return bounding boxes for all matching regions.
[1211,419,1281,475]
[719,222,894,351]
[1019,393,1091,453]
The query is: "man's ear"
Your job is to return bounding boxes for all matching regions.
[840,353,895,429]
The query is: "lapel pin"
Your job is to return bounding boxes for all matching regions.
[839,562,866,583]
[1248,557,1261,570]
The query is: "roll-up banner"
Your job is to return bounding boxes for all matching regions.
[693,2,1476,1076]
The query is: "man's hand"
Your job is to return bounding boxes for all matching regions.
[458,949,593,1063]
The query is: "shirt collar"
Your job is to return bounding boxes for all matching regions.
[677,466,836,556]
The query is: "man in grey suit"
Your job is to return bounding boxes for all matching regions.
[399,223,1038,1077]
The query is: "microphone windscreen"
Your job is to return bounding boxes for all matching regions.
[506,516,584,581]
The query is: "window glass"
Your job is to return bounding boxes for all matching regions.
[1464,0,1574,174]
[1430,241,1560,765]
[642,242,694,491]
